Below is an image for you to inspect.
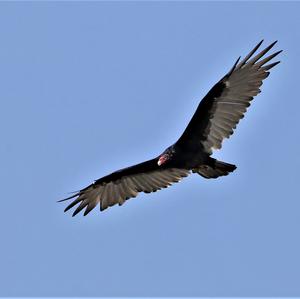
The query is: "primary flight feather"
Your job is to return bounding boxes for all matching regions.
[60,40,281,216]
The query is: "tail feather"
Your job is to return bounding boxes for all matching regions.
[193,158,236,179]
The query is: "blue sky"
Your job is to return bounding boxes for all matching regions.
[1,1,299,297]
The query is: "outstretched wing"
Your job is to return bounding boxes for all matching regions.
[59,159,190,216]
[177,40,282,154]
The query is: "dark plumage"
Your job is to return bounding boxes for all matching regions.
[59,40,281,216]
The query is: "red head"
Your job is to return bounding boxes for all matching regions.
[157,153,170,166]
[157,146,175,166]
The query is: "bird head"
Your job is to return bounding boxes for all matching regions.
[157,146,175,166]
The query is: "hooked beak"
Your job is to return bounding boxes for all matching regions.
[158,154,168,166]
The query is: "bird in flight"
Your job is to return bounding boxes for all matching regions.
[60,40,281,216]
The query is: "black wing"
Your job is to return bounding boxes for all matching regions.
[59,159,190,216]
[176,40,282,154]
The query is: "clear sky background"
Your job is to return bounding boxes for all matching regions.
[1,1,299,297]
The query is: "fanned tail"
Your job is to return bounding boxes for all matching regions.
[193,158,236,179]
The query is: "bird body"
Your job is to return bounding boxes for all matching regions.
[160,144,208,169]
[60,40,281,216]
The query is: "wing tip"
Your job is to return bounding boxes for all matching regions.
[65,207,71,213]
[271,39,278,46]
[227,56,241,76]
[258,39,264,47]
[263,60,281,71]
[72,207,83,217]
[235,39,280,70]
[57,195,75,203]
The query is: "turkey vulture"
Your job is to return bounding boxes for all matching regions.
[60,40,281,216]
